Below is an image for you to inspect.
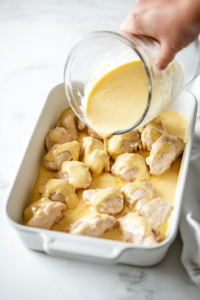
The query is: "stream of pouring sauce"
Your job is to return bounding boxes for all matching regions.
[26,108,187,242]
[85,61,149,138]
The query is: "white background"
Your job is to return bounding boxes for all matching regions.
[1,0,200,299]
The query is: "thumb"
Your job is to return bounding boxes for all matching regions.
[156,42,176,70]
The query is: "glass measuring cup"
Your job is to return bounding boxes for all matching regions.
[64,31,200,134]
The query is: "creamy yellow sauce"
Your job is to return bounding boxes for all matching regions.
[153,142,172,158]
[87,187,122,208]
[122,182,154,202]
[113,153,150,181]
[141,118,165,150]
[107,131,141,160]
[61,161,91,190]
[48,129,62,143]
[42,179,79,209]
[147,118,163,140]
[45,141,80,162]
[160,110,187,142]
[127,212,151,237]
[82,137,110,175]
[25,105,186,242]
[85,61,149,138]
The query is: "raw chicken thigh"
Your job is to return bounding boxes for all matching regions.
[56,113,78,140]
[140,197,172,230]
[44,141,80,171]
[141,117,167,151]
[118,212,157,246]
[111,153,150,182]
[68,212,117,237]
[146,135,185,175]
[83,187,124,215]
[24,198,66,230]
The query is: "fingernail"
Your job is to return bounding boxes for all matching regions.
[156,64,166,71]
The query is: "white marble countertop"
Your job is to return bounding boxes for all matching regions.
[1,0,200,299]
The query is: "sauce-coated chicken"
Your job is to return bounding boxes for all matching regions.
[111,153,150,182]
[81,137,110,174]
[56,113,78,140]
[141,117,167,151]
[44,141,80,171]
[146,135,185,175]
[107,131,142,160]
[68,212,117,237]
[121,181,155,211]
[45,127,72,151]
[78,119,86,130]
[40,179,79,209]
[118,212,157,245]
[83,187,124,215]
[140,197,172,230]
[54,161,92,189]
[24,198,66,230]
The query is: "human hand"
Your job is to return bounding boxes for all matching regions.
[120,0,200,70]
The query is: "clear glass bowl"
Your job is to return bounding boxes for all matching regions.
[64,31,200,134]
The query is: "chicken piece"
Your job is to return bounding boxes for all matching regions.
[81,137,110,175]
[56,113,78,140]
[54,161,92,189]
[111,153,150,182]
[78,119,86,130]
[38,185,45,195]
[107,131,142,160]
[83,187,124,216]
[44,141,80,171]
[38,184,66,203]
[121,181,155,211]
[23,197,66,230]
[68,212,117,237]
[140,197,172,230]
[118,212,157,245]
[45,127,72,151]
[141,118,167,151]
[87,128,103,141]
[146,135,185,175]
[41,179,79,208]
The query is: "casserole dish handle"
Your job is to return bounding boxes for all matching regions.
[41,233,128,263]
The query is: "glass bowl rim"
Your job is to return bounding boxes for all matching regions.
[64,30,152,135]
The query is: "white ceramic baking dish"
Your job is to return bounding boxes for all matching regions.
[5,84,197,266]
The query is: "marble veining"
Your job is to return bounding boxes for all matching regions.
[0,0,200,299]
[118,269,156,300]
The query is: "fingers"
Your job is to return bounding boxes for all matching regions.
[120,17,138,34]
[120,7,141,35]
[121,4,180,71]
[156,42,177,70]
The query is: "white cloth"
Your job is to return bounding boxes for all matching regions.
[180,76,200,286]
